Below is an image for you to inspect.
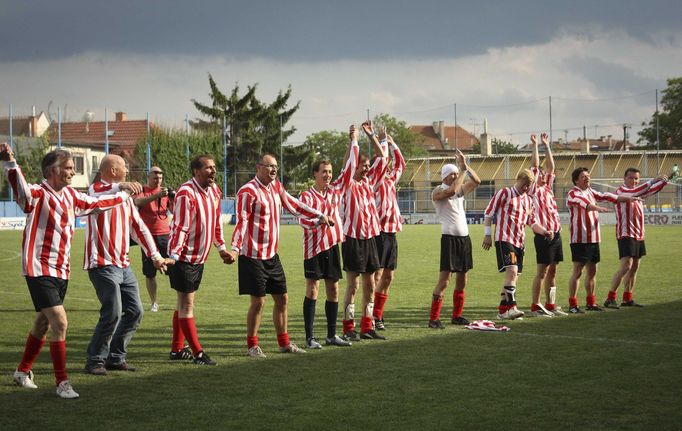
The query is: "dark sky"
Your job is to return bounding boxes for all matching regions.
[3,0,681,62]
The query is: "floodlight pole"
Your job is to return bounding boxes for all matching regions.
[185,114,190,159]
[57,107,62,148]
[549,96,553,146]
[9,104,13,201]
[223,114,228,197]
[280,115,283,183]
[146,112,151,172]
[454,103,458,150]
[104,108,109,154]
[656,89,660,210]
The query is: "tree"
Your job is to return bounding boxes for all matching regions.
[192,75,300,192]
[471,137,519,154]
[639,77,682,149]
[372,113,428,159]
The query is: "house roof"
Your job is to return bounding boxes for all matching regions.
[0,117,34,136]
[409,125,479,152]
[46,119,151,155]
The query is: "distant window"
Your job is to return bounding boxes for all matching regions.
[73,156,84,175]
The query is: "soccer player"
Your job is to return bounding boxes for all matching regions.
[566,167,636,313]
[2,143,132,398]
[134,166,174,312]
[528,133,567,317]
[483,169,554,320]
[604,168,668,308]
[84,155,170,376]
[167,154,231,365]
[297,126,358,348]
[428,149,481,329]
[372,131,406,331]
[226,154,332,359]
[340,121,388,341]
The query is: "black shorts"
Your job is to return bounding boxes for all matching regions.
[376,232,398,270]
[534,232,564,265]
[26,276,69,312]
[342,236,380,274]
[440,235,473,273]
[239,254,287,297]
[304,244,343,281]
[570,243,601,263]
[495,241,524,273]
[168,261,204,293]
[141,234,169,278]
[618,237,646,259]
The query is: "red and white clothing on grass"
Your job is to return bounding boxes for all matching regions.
[84,180,161,269]
[615,178,668,240]
[484,186,538,248]
[168,178,226,264]
[566,186,618,244]
[232,178,324,259]
[298,140,358,259]
[529,167,561,233]
[4,161,129,280]
[374,139,406,234]
[136,185,172,236]
[342,155,387,240]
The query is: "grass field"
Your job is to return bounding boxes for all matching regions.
[1,224,681,430]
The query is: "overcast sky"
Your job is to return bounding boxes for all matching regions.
[1,0,681,146]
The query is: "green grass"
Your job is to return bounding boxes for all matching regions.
[1,224,681,430]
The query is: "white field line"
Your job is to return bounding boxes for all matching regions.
[0,249,22,261]
[514,331,682,349]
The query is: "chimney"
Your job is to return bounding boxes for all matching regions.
[115,112,127,122]
[607,135,613,150]
[582,138,590,154]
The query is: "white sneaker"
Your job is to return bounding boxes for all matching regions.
[13,369,37,389]
[150,303,159,312]
[325,335,352,347]
[279,343,306,354]
[56,380,79,399]
[305,337,322,349]
[530,308,553,318]
[497,307,525,320]
[550,307,568,316]
[247,346,266,359]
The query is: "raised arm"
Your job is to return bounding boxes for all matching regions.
[362,121,388,159]
[332,126,359,192]
[541,133,554,174]
[530,134,539,169]
[458,149,481,196]
[1,143,40,213]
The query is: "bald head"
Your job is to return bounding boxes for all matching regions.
[99,154,128,182]
[147,166,164,188]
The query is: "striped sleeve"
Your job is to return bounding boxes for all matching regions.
[212,186,227,251]
[638,178,668,198]
[330,141,359,192]
[168,190,194,259]
[129,202,160,259]
[298,191,318,230]
[592,190,618,203]
[231,188,255,253]
[4,161,40,213]
[484,188,506,218]
[389,142,406,182]
[567,190,590,209]
[279,183,323,221]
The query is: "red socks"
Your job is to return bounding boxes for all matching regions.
[607,291,617,301]
[171,311,186,352]
[623,291,633,302]
[342,319,355,334]
[178,317,203,356]
[49,340,68,385]
[360,316,373,333]
[276,333,290,348]
[452,290,465,319]
[586,295,597,307]
[18,333,45,373]
[373,292,388,320]
[530,304,541,312]
[545,303,556,311]
[247,336,258,349]
[569,297,579,308]
[430,297,443,321]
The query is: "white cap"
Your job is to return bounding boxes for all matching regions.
[441,164,459,180]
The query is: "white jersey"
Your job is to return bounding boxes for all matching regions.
[432,184,469,236]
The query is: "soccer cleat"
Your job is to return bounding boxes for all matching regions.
[169,346,193,361]
[84,363,107,376]
[342,330,361,342]
[568,306,584,314]
[451,316,470,325]
[360,330,386,340]
[279,343,306,354]
[530,309,553,318]
[247,346,267,359]
[550,307,568,316]
[325,335,352,346]
[621,300,644,307]
[305,337,322,349]
[603,299,620,309]
[193,351,217,365]
[497,307,525,320]
[428,319,445,329]
[586,304,604,312]
[56,380,79,399]
[105,362,137,372]
[150,302,159,312]
[374,318,386,331]
[13,369,38,389]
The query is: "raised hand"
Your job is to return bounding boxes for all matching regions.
[361,120,373,136]
[120,182,143,195]
[0,142,15,162]
[530,134,537,146]
[541,133,549,146]
[350,125,359,141]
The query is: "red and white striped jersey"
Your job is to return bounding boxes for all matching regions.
[484,186,537,248]
[168,178,226,264]
[232,178,324,260]
[374,141,406,233]
[615,178,668,240]
[299,141,358,259]
[529,167,561,233]
[566,186,618,244]
[4,161,128,280]
[342,156,387,240]
[84,181,160,269]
